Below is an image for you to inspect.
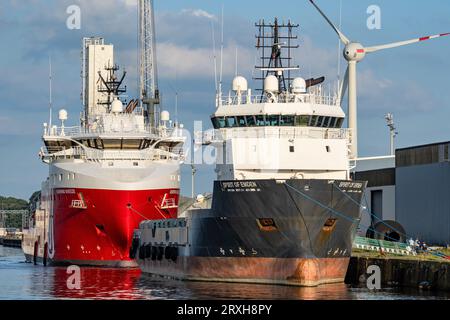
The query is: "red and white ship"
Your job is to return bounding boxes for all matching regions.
[23,31,185,267]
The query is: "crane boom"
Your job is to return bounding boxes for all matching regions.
[139,0,160,127]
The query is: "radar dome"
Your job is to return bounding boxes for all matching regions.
[111,98,123,113]
[264,75,278,93]
[58,109,68,121]
[291,77,307,94]
[232,76,248,93]
[160,110,170,121]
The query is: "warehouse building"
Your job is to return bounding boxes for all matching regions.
[395,142,450,246]
[354,141,450,246]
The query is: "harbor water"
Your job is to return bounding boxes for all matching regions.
[1,246,449,300]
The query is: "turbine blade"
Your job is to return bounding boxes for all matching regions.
[309,0,350,45]
[365,33,450,53]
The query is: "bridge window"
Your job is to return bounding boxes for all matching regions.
[295,116,309,127]
[225,117,238,128]
[329,117,337,128]
[255,115,265,126]
[103,139,122,149]
[280,115,294,126]
[246,115,256,126]
[266,115,280,126]
[316,116,324,127]
[236,116,247,127]
[211,114,343,129]
[122,139,142,150]
[212,117,225,129]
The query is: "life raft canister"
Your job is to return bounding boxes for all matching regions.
[129,238,139,259]
[138,244,145,260]
[164,246,171,260]
[145,244,152,259]
[151,246,157,260]
[157,247,164,261]
[171,246,179,262]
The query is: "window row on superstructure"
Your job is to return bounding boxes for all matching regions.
[211,115,344,129]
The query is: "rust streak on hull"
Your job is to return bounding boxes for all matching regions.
[139,257,350,287]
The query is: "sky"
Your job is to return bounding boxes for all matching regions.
[1,0,450,200]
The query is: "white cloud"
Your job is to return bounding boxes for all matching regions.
[181,9,216,21]
[157,42,254,80]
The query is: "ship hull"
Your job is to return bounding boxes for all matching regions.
[139,257,350,286]
[136,179,366,286]
[23,161,181,267]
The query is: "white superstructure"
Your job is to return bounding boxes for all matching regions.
[203,80,351,181]
[199,19,352,182]
[82,37,114,118]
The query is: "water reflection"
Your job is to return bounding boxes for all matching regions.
[1,247,449,300]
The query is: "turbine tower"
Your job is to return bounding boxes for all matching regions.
[139,0,160,127]
[309,0,450,159]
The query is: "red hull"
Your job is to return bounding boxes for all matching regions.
[49,188,178,266]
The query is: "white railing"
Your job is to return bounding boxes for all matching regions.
[219,92,339,107]
[46,125,183,139]
[196,127,351,145]
[41,146,184,162]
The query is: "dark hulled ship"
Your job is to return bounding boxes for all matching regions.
[132,18,367,286]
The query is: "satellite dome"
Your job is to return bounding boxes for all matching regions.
[264,75,278,93]
[160,110,170,121]
[58,109,68,121]
[291,77,307,94]
[111,98,123,113]
[232,76,248,93]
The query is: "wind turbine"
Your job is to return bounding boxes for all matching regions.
[309,0,450,159]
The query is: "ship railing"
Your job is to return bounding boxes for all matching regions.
[45,124,183,139]
[197,127,350,145]
[41,146,185,162]
[218,92,338,107]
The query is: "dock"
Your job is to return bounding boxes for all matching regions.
[348,237,450,290]
[0,236,21,248]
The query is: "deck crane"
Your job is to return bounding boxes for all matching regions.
[139,0,160,127]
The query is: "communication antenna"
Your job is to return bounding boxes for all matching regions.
[218,4,224,107]
[235,46,238,77]
[191,163,197,199]
[139,0,160,127]
[48,55,53,132]
[211,19,218,94]
[385,113,398,156]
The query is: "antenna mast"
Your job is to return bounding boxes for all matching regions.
[139,0,160,127]
[48,55,53,132]
[254,18,300,93]
[385,113,398,156]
